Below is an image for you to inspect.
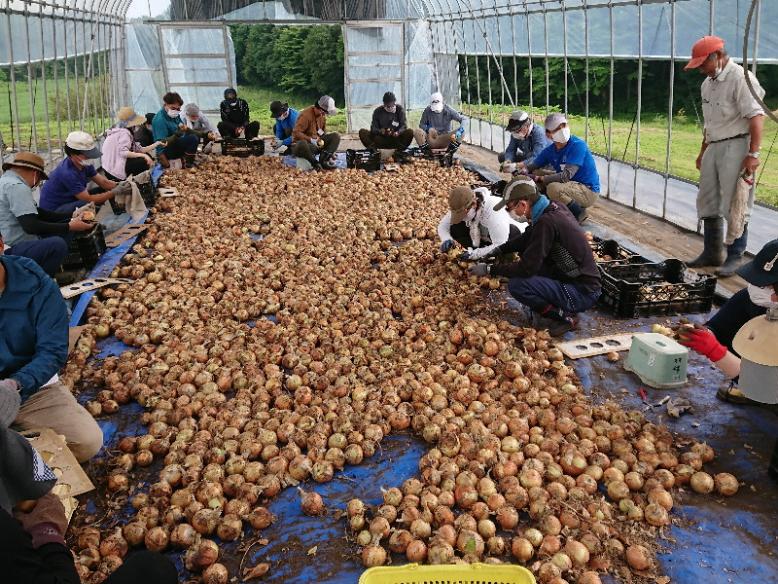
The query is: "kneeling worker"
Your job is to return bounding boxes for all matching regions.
[292,96,341,170]
[0,153,93,276]
[523,113,600,223]
[467,178,601,336]
[415,93,465,152]
[359,92,414,154]
[270,101,299,152]
[438,185,525,257]
[498,110,549,172]
[0,254,103,462]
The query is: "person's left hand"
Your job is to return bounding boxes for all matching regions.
[677,327,727,362]
[14,493,68,549]
[742,154,760,174]
[468,263,489,277]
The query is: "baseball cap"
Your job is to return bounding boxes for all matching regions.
[270,101,288,118]
[684,36,725,70]
[736,239,778,287]
[544,113,568,132]
[2,151,48,179]
[116,106,145,128]
[506,110,530,131]
[448,186,476,223]
[317,96,337,115]
[65,131,100,158]
[493,177,537,211]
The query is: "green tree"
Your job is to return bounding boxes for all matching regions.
[241,24,279,86]
[270,27,311,94]
[301,25,345,102]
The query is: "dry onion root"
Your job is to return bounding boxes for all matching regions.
[63,158,739,583]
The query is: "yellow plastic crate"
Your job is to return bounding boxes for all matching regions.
[359,563,536,584]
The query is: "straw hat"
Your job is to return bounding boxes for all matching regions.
[2,151,48,179]
[116,106,146,128]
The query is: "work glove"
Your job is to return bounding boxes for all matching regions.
[455,126,465,140]
[440,239,455,253]
[461,247,494,261]
[677,327,727,362]
[0,379,21,427]
[309,137,319,145]
[501,162,516,174]
[468,263,489,277]
[14,493,68,548]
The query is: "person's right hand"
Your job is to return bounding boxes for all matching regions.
[440,239,455,253]
[14,493,68,549]
[678,327,727,362]
[145,154,155,167]
[695,152,704,171]
[69,218,94,232]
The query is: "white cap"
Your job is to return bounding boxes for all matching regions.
[318,95,337,115]
[544,113,568,131]
[65,131,100,158]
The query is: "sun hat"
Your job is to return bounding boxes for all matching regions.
[1,151,48,179]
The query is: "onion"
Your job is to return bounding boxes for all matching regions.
[565,539,590,567]
[144,526,169,552]
[625,544,652,571]
[192,508,220,535]
[369,517,391,541]
[455,530,484,558]
[361,545,387,567]
[248,506,275,529]
[202,563,229,584]
[122,522,146,546]
[216,514,242,541]
[406,539,428,562]
[299,488,325,516]
[346,499,366,517]
[647,487,673,510]
[644,503,670,527]
[511,537,534,562]
[388,529,413,553]
[99,530,128,558]
[410,518,432,539]
[428,542,455,564]
[690,471,715,494]
[185,539,219,571]
[170,523,196,548]
[714,472,739,496]
[578,572,603,584]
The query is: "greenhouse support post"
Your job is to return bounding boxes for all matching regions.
[662,0,676,221]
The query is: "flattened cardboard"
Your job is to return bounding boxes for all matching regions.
[60,277,133,299]
[25,429,94,497]
[68,326,85,354]
[104,223,149,247]
[159,187,179,198]
[558,333,635,359]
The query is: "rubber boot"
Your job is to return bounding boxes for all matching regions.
[717,223,748,277]
[688,217,725,268]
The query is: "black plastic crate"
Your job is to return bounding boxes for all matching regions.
[346,149,381,171]
[590,238,649,266]
[222,137,265,157]
[598,259,717,318]
[62,224,106,271]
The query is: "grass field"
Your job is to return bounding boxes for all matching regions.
[3,80,776,206]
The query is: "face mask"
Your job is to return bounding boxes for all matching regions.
[511,131,524,141]
[747,283,778,308]
[464,207,477,222]
[385,105,397,113]
[167,108,181,118]
[279,110,289,121]
[431,101,444,114]
[552,127,571,143]
[508,210,527,223]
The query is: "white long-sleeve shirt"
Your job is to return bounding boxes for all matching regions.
[437,192,526,258]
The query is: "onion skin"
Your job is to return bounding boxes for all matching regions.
[625,544,652,571]
[690,471,715,494]
[714,473,739,496]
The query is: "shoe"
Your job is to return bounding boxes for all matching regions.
[716,223,748,277]
[688,217,725,268]
[717,384,778,413]
[567,201,588,224]
[319,151,337,170]
[535,315,577,337]
[420,142,432,157]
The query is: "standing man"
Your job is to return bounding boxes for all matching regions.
[414,92,466,152]
[0,153,93,276]
[291,95,341,170]
[498,110,550,173]
[522,113,600,224]
[218,88,260,141]
[270,101,299,152]
[0,254,103,462]
[684,36,765,276]
[358,92,415,153]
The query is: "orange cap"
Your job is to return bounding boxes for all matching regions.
[684,36,725,70]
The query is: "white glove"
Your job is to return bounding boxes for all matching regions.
[468,263,489,277]
[310,137,319,145]
[465,247,492,261]
[501,162,516,174]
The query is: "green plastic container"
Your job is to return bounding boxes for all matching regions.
[624,333,689,389]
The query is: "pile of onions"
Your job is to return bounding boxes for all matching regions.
[62,157,740,584]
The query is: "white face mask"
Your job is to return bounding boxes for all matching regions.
[508,209,527,223]
[384,105,397,113]
[464,207,477,222]
[431,101,444,114]
[511,131,525,141]
[747,283,778,308]
[278,110,289,121]
[552,126,570,143]
[167,108,181,118]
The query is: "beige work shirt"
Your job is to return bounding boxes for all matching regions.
[701,58,765,143]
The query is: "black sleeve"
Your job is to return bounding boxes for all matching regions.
[0,509,79,584]
[496,228,530,255]
[36,208,71,223]
[492,219,555,279]
[220,100,229,122]
[17,214,70,237]
[241,99,250,123]
[397,106,408,132]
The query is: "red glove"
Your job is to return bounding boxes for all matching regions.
[678,328,727,362]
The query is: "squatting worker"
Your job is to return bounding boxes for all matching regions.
[678,257,778,479]
[438,185,525,257]
[467,177,601,337]
[0,153,92,276]
[133,113,156,148]
[522,113,600,224]
[0,254,103,462]
[498,110,550,173]
[292,95,341,170]
[359,92,415,153]
[38,131,124,215]
[684,35,765,277]
[182,103,219,149]
[270,101,299,151]
[702,238,778,405]
[152,92,200,169]
[414,92,466,151]
[218,87,260,140]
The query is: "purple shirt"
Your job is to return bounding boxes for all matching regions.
[39,157,97,211]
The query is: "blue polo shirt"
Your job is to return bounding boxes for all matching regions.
[532,135,600,193]
[273,108,299,146]
[39,157,97,211]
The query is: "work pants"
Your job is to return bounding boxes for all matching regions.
[104,158,148,182]
[14,381,104,462]
[218,120,260,140]
[413,128,455,149]
[508,275,601,316]
[697,135,754,222]
[162,133,199,160]
[5,237,69,276]
[358,129,414,150]
[545,180,599,209]
[449,221,521,250]
[292,133,341,166]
